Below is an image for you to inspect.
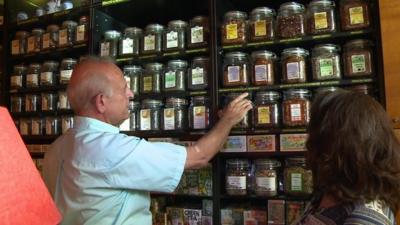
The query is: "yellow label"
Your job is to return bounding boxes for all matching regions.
[349,7,364,25]
[314,12,328,29]
[254,20,266,36]
[143,76,152,92]
[226,23,238,40]
[194,106,205,116]
[258,107,270,124]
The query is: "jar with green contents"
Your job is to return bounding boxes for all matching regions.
[123,65,142,95]
[162,97,188,131]
[141,63,163,94]
[163,60,187,92]
[311,44,341,81]
[141,24,164,55]
[163,20,188,52]
[139,99,163,131]
[284,157,313,196]
[253,91,280,128]
[59,20,78,47]
[188,96,209,130]
[43,25,59,50]
[26,63,41,88]
[254,159,281,196]
[10,65,27,89]
[60,58,77,84]
[226,159,250,195]
[100,30,121,58]
[119,27,142,57]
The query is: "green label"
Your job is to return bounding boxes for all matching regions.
[291,173,303,191]
[319,58,334,77]
[165,71,176,88]
[351,55,366,73]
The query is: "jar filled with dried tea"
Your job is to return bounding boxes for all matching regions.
[141,63,163,94]
[75,16,89,44]
[221,11,248,45]
[251,50,277,86]
[163,20,188,52]
[58,91,70,110]
[226,159,250,195]
[12,31,29,55]
[10,65,27,89]
[10,95,23,113]
[343,39,373,77]
[253,91,280,128]
[282,89,311,127]
[100,30,121,58]
[162,97,188,131]
[31,118,44,135]
[188,96,209,130]
[340,0,370,31]
[188,57,209,90]
[163,60,187,92]
[249,7,275,42]
[43,24,59,50]
[123,65,142,95]
[141,24,164,55]
[311,44,341,81]
[223,51,250,87]
[119,27,142,57]
[225,92,251,129]
[25,94,40,112]
[128,101,140,131]
[60,58,77,84]
[254,159,281,196]
[281,48,309,84]
[40,60,59,86]
[41,92,57,111]
[307,0,336,35]
[27,28,45,53]
[284,157,313,196]
[188,16,209,48]
[61,116,74,134]
[277,2,306,38]
[19,118,31,136]
[139,99,163,131]
[59,20,78,47]
[45,117,61,135]
[26,63,41,88]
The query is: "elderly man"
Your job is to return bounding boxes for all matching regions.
[43,57,252,225]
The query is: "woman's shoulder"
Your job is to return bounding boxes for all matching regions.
[344,201,396,225]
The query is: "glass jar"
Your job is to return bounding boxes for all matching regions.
[43,24,59,50]
[61,116,74,133]
[311,44,341,81]
[26,63,41,88]
[188,57,209,90]
[188,96,210,130]
[141,24,164,55]
[45,117,61,135]
[282,89,311,127]
[75,16,89,44]
[187,16,209,48]
[307,0,336,35]
[340,0,370,31]
[253,91,280,128]
[163,20,188,52]
[19,118,31,136]
[226,159,250,195]
[58,91,71,109]
[119,27,142,57]
[60,58,77,84]
[281,48,309,84]
[225,92,251,129]
[162,97,188,131]
[100,30,121,58]
[141,63,163,94]
[163,60,187,92]
[249,7,275,42]
[27,28,45,53]
[41,60,59,86]
[41,93,57,111]
[314,86,341,95]
[139,99,163,131]
[129,101,140,131]
[12,31,29,55]
[347,84,374,95]
[254,159,281,197]
[284,157,313,196]
[343,39,373,77]
[277,2,306,38]
[10,65,27,89]
[251,50,277,86]
[31,118,44,135]
[221,11,247,45]
[123,65,142,95]
[25,94,40,112]
[223,51,250,87]
[10,95,23,112]
[59,20,78,47]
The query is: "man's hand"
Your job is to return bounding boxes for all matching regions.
[219,92,253,127]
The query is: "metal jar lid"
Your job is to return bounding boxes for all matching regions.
[104,30,121,40]
[284,89,311,99]
[309,0,335,8]
[14,64,27,72]
[250,7,276,19]
[312,44,340,55]
[15,31,30,38]
[123,65,143,73]
[145,23,164,33]
[166,97,188,106]
[315,86,341,94]
[282,47,309,57]
[62,20,78,28]
[167,59,188,69]
[251,50,277,60]
[142,99,163,107]
[224,11,248,20]
[192,56,209,63]
[191,95,209,103]
[225,51,249,60]
[279,2,306,13]
[255,91,281,101]
[226,158,250,168]
[168,20,188,29]
[124,27,143,36]
[191,15,208,23]
[285,157,307,167]
[255,159,281,168]
[32,28,45,35]
[344,39,373,49]
[46,24,60,32]
[29,63,41,69]
[61,58,77,65]
[43,60,59,68]
[145,62,164,71]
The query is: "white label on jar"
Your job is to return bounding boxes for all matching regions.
[59,29,68,46]
[227,66,240,82]
[193,106,206,129]
[46,120,52,135]
[11,40,20,55]
[59,94,68,109]
[119,118,130,131]
[122,38,134,54]
[227,176,246,190]
[291,173,303,191]
[42,97,49,110]
[287,62,300,80]
[254,64,269,82]
[351,54,366,73]
[76,25,85,42]
[32,121,40,135]
[20,122,29,135]
[140,109,151,130]
[144,35,155,51]
[100,42,110,56]
[290,103,302,121]
[256,177,276,191]
[42,33,50,49]
[165,71,176,88]
[125,76,131,89]
[41,72,53,84]
[60,70,73,82]
[27,74,39,86]
[191,26,204,44]
[166,31,178,48]
[191,67,204,85]
[319,58,334,77]
[11,76,22,87]
[27,36,35,53]
[163,108,175,130]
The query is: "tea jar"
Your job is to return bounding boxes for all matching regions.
[311,44,341,81]
[253,91,280,128]
[10,95,23,112]
[141,62,163,94]
[254,159,281,197]
[128,101,140,131]
[31,118,44,135]
[41,92,57,111]
[12,31,29,55]
[277,2,306,38]
[26,63,41,88]
[226,159,250,195]
[284,157,313,196]
[162,97,188,131]
[61,116,74,134]
[58,91,71,110]
[221,11,248,45]
[187,16,209,48]
[139,99,163,131]
[59,20,78,47]
[282,89,311,127]
[119,27,142,57]
[10,64,27,89]
[188,96,209,130]
[343,39,373,77]
[281,48,309,84]
[75,15,89,44]
[60,58,77,84]
[123,65,142,95]
[340,0,370,31]
[225,92,251,129]
[141,24,164,55]
[25,94,40,112]
[100,30,121,58]
[307,0,337,35]
[251,50,277,86]
[43,24,60,50]
[40,60,59,86]
[163,60,187,92]
[163,20,188,52]
[19,118,31,136]
[188,57,209,90]
[27,28,45,53]
[223,51,250,87]
[249,7,275,42]
[45,117,61,135]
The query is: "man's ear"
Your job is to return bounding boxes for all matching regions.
[93,94,107,114]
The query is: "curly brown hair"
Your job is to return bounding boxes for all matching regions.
[306,90,400,212]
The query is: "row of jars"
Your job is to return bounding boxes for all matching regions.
[16,116,73,136]
[126,96,210,131]
[221,0,371,44]
[10,92,71,113]
[10,58,77,89]
[225,157,313,197]
[100,16,209,58]
[222,39,373,87]
[123,57,209,95]
[11,16,88,55]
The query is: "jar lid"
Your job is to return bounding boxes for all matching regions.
[145,62,164,71]
[14,64,27,71]
[309,0,335,8]
[224,11,247,20]
[225,51,248,59]
[124,65,142,73]
[193,56,210,62]
[226,158,250,167]
[61,58,77,64]
[145,23,164,32]
[15,31,30,37]
[191,95,208,102]
[29,63,41,68]
[142,99,163,106]
[62,20,78,27]
[47,24,60,31]
[168,59,188,68]
[250,7,276,18]
[168,20,188,28]
[282,47,309,57]
[191,15,208,23]
[255,159,281,167]
[43,60,59,66]
[32,28,45,34]
[279,2,306,13]
[251,50,277,59]
[129,101,140,110]
[255,91,280,100]
[284,89,311,98]
[166,97,188,106]
[124,27,143,35]
[285,157,306,166]
[104,30,121,39]
[312,44,340,54]
[315,86,341,94]
[344,39,373,48]
[347,84,374,94]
